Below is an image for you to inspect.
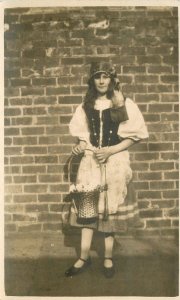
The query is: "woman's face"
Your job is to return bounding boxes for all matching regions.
[93,73,111,95]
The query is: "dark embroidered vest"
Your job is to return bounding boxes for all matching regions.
[83,107,121,148]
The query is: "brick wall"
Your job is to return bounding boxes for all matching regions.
[4,6,179,236]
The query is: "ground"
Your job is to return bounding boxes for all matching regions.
[4,230,179,297]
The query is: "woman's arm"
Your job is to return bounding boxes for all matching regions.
[95,138,136,163]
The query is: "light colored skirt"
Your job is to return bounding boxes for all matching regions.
[68,150,143,233]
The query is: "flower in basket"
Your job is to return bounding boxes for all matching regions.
[69,182,108,193]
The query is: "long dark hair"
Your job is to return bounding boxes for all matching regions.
[83,76,118,110]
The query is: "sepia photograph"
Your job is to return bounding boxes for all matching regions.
[3,1,179,297]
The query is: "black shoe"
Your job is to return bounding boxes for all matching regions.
[103,257,115,278]
[65,257,91,277]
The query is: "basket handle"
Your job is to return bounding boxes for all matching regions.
[67,155,74,184]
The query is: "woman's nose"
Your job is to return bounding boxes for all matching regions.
[99,75,104,84]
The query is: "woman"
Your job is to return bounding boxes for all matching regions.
[65,61,149,278]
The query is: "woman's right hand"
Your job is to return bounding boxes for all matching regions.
[72,140,87,155]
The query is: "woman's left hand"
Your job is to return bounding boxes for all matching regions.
[94,147,112,164]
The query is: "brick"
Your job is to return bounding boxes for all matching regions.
[5,176,12,184]
[49,204,64,212]
[24,184,47,193]
[13,214,37,222]
[5,88,20,97]
[148,85,172,93]
[39,175,61,183]
[21,127,44,136]
[163,190,178,199]
[138,191,161,200]
[11,78,31,87]
[4,108,21,117]
[25,204,48,212]
[21,87,44,96]
[123,66,146,74]
[138,172,162,181]
[172,220,179,227]
[71,86,88,94]
[36,116,59,125]
[148,124,172,132]
[5,166,20,174]
[38,194,61,202]
[22,49,46,58]
[164,171,179,180]
[14,175,37,184]
[39,136,58,145]
[146,220,171,228]
[58,76,81,85]
[32,78,56,86]
[61,57,83,65]
[59,136,77,144]
[9,97,32,106]
[5,69,21,78]
[131,162,149,171]
[147,66,172,74]
[150,181,174,190]
[47,165,64,173]
[23,107,46,115]
[34,96,57,105]
[48,106,72,115]
[161,94,179,103]
[151,200,175,209]
[13,194,37,203]
[133,182,149,190]
[161,75,178,84]
[144,114,160,122]
[35,156,58,164]
[148,143,173,152]
[38,213,61,222]
[162,55,178,65]
[150,162,174,171]
[48,146,72,154]
[160,228,178,237]
[161,113,178,122]
[18,224,42,232]
[13,137,37,145]
[43,223,62,231]
[122,85,147,93]
[5,214,12,222]
[4,137,12,146]
[140,209,162,218]
[60,116,72,124]
[46,126,69,135]
[135,153,159,161]
[5,224,17,232]
[23,147,47,155]
[135,75,158,84]
[4,147,22,155]
[4,118,11,126]
[4,128,20,136]
[5,204,24,213]
[161,153,178,160]
[10,156,33,165]
[46,87,70,95]
[135,94,159,103]
[50,184,69,193]
[13,117,32,125]
[22,165,46,174]
[147,46,173,55]
[137,55,161,64]
[161,133,178,142]
[58,96,82,104]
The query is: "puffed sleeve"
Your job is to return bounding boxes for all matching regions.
[69,104,90,142]
[118,98,149,141]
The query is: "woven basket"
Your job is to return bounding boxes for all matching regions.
[68,155,100,220]
[72,189,99,219]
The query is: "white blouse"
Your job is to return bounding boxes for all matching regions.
[69,98,149,145]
